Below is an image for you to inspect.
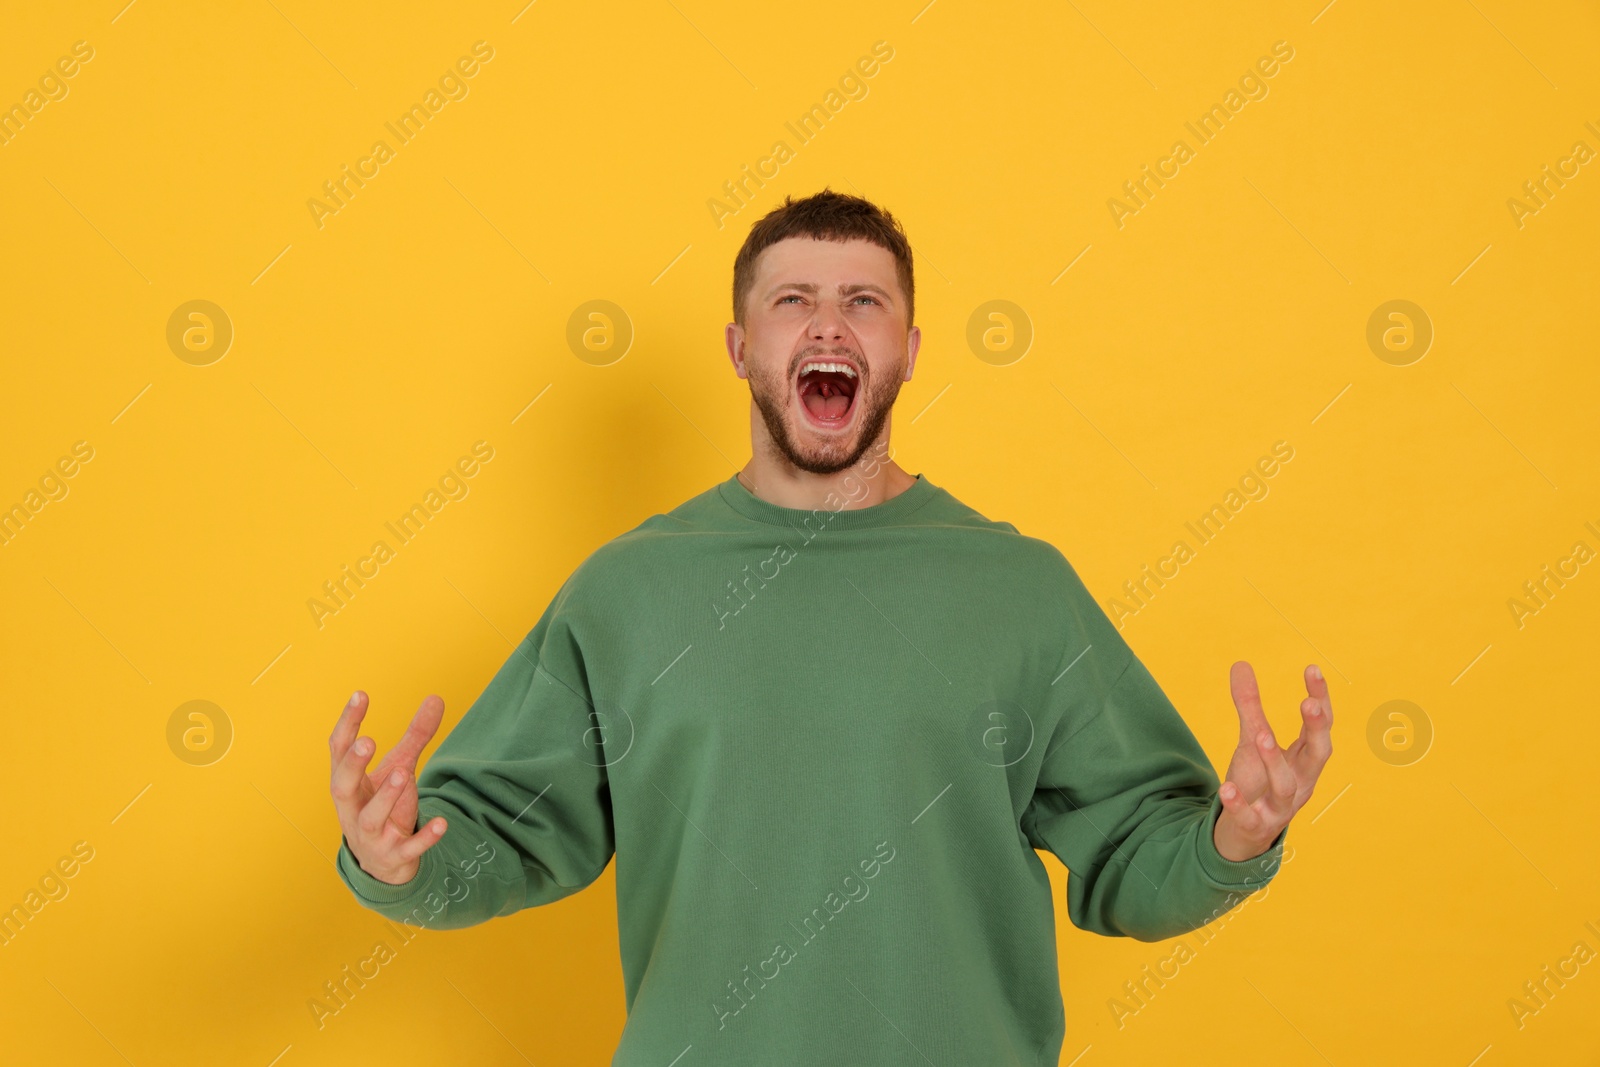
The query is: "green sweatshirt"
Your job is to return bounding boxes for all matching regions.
[336,470,1286,1065]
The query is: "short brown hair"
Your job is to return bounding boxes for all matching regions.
[731,188,915,329]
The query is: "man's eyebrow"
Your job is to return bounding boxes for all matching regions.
[764,281,895,302]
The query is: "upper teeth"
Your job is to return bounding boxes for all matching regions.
[799,361,857,379]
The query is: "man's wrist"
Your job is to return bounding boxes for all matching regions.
[1212,812,1279,863]
[358,856,421,886]
[338,834,434,904]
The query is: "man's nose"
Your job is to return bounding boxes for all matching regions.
[808,303,847,341]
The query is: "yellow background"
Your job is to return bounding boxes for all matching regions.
[2,1,1596,1063]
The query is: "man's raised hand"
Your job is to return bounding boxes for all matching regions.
[329,691,450,886]
[1213,662,1334,862]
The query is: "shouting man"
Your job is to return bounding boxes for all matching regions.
[328,188,1333,1065]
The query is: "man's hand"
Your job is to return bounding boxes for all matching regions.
[329,691,450,886]
[1213,662,1333,862]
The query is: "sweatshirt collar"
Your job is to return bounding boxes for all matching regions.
[717,471,940,530]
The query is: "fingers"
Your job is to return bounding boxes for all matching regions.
[394,815,449,862]
[1218,766,1282,844]
[329,729,376,826]
[1220,665,1333,843]
[347,790,446,884]
[341,691,446,785]
[1218,776,1263,832]
[1288,666,1334,775]
[1219,731,1295,844]
[328,691,368,772]
[1228,661,1272,746]
[358,765,411,837]
[1253,727,1298,812]
[330,689,445,837]
[1305,664,1334,746]
[370,693,445,781]
[1224,731,1268,797]
[391,694,447,776]
[1305,663,1333,725]
[1296,692,1333,760]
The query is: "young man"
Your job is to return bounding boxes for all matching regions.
[328,189,1333,1064]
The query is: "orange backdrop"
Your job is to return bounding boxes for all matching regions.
[1,1,1596,1063]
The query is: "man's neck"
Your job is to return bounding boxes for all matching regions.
[736,449,915,512]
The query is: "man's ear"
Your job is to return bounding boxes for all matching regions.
[725,322,748,379]
[904,325,921,379]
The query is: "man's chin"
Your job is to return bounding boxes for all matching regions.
[784,438,859,475]
[753,382,890,477]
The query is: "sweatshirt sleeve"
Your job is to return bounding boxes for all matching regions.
[335,583,615,929]
[1020,649,1286,943]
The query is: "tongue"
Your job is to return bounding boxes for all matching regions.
[802,386,851,420]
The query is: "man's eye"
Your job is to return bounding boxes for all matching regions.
[853,295,879,305]
[778,295,802,304]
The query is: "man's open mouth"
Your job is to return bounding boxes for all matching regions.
[795,359,859,428]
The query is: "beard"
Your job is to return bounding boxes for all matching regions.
[749,344,907,476]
